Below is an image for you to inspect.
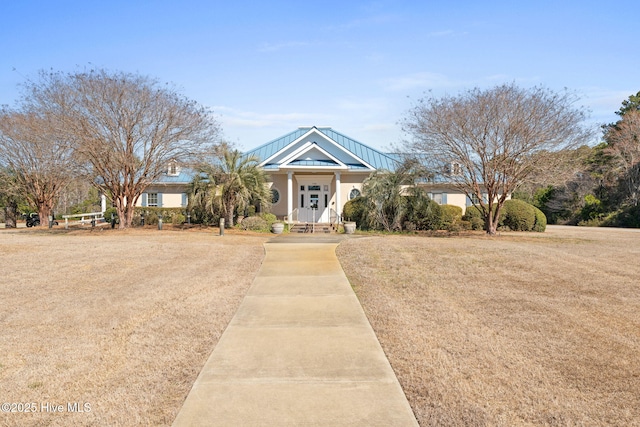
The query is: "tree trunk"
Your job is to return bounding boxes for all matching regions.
[5,203,18,228]
[37,202,53,228]
[225,204,234,228]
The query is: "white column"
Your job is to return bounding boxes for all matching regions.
[101,193,107,213]
[287,171,293,223]
[335,172,341,222]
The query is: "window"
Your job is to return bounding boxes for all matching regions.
[167,161,180,176]
[431,193,442,204]
[444,162,462,176]
[308,185,321,191]
[349,188,361,200]
[147,193,158,207]
[271,189,280,205]
[300,185,305,191]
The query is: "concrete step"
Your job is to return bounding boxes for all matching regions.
[290,223,336,234]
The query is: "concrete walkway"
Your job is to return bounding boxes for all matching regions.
[173,235,418,426]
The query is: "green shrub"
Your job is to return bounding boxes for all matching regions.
[260,212,277,225]
[405,196,442,230]
[463,205,485,230]
[241,216,268,231]
[532,206,547,232]
[145,212,159,225]
[103,207,118,223]
[441,204,463,230]
[500,199,536,231]
[172,213,186,225]
[342,196,370,229]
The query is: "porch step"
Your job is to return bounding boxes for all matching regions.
[290,223,336,234]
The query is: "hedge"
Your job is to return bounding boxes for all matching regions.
[462,200,547,232]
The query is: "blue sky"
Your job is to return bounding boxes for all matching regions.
[1,1,638,151]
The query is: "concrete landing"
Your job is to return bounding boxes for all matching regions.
[173,241,418,426]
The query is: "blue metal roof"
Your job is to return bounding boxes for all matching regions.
[244,126,400,171]
[154,168,195,184]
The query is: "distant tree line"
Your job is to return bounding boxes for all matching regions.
[513,91,640,227]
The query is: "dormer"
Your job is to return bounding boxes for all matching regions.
[444,162,462,176]
[167,161,181,176]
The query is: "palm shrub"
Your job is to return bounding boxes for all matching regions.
[190,148,271,228]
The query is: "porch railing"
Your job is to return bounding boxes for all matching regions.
[287,208,299,224]
[330,208,340,228]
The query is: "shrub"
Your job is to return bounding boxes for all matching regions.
[463,205,485,230]
[441,204,463,230]
[145,212,159,225]
[500,199,536,231]
[532,206,547,232]
[172,213,186,225]
[405,196,442,230]
[103,207,118,223]
[260,212,277,225]
[342,196,370,229]
[241,216,268,231]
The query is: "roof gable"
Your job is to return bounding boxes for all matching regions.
[244,126,399,172]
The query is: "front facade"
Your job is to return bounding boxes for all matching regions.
[244,126,399,223]
[133,126,480,222]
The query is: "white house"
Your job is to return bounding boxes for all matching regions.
[131,126,483,222]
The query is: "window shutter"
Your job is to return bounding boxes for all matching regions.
[157,193,163,207]
[181,193,187,207]
[141,193,148,207]
[466,196,472,207]
[442,193,448,204]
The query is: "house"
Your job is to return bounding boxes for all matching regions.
[123,126,482,222]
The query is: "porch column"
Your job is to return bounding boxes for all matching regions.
[101,193,107,213]
[287,171,293,223]
[335,172,341,222]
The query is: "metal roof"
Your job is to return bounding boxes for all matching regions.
[154,168,195,184]
[244,126,400,171]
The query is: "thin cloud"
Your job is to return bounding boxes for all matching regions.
[382,72,455,92]
[213,105,333,128]
[258,41,311,53]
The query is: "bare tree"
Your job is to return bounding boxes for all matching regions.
[22,69,221,228]
[0,109,75,227]
[603,110,640,206]
[0,167,21,228]
[402,83,593,234]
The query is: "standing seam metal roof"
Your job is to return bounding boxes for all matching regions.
[243,126,399,171]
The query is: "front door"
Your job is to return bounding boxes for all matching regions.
[299,184,329,223]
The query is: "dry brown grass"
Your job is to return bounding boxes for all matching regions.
[337,226,640,427]
[0,227,268,426]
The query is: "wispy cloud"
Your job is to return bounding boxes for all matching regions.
[213,105,333,129]
[258,41,311,53]
[323,12,401,32]
[382,72,456,92]
[428,30,454,37]
[335,97,388,113]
